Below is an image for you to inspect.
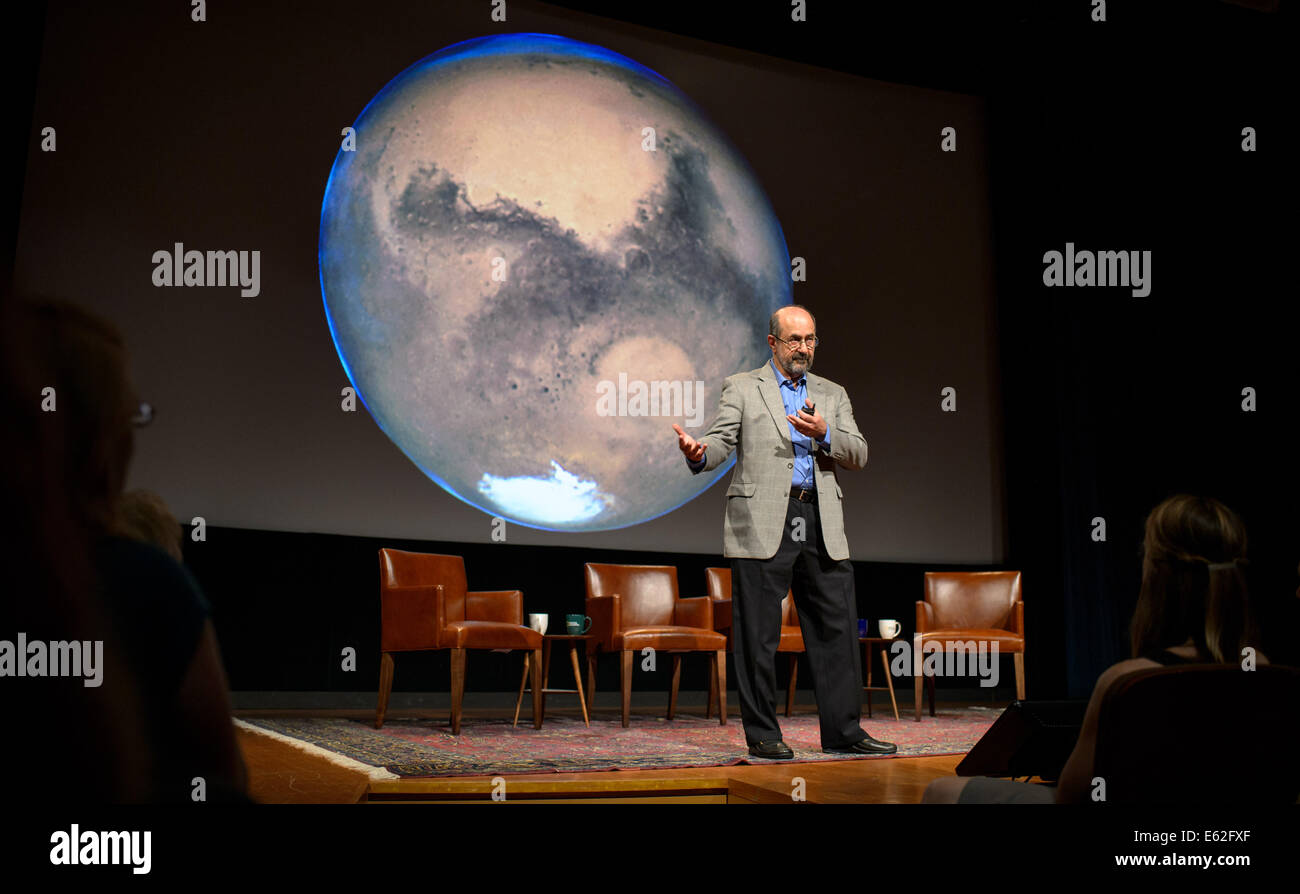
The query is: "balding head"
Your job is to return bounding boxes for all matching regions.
[769,305,816,340]
[767,304,817,380]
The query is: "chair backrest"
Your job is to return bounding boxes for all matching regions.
[705,566,798,626]
[379,549,468,623]
[586,564,678,628]
[705,567,730,601]
[923,571,1021,630]
[1093,663,1300,804]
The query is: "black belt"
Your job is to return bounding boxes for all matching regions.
[790,486,817,503]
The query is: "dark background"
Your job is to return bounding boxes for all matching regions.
[6,0,1295,705]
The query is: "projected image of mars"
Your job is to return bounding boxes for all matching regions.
[319,34,790,530]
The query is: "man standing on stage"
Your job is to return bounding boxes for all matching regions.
[672,304,896,759]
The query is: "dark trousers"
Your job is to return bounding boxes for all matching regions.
[731,495,866,749]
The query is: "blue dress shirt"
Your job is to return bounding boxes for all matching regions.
[770,359,830,489]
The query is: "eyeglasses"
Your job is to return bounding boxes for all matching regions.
[777,336,819,349]
[131,401,155,427]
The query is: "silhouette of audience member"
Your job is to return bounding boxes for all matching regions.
[924,494,1267,804]
[0,293,155,802]
[18,296,247,802]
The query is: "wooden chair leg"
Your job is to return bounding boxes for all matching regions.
[914,642,923,721]
[375,651,394,729]
[450,648,466,735]
[1014,651,1026,700]
[620,650,633,728]
[530,647,543,729]
[513,652,530,727]
[667,653,682,721]
[541,640,552,719]
[710,632,729,720]
[785,653,798,717]
[569,644,590,727]
[881,647,900,721]
[714,650,727,725]
[865,640,875,718]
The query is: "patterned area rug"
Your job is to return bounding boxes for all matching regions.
[240,707,996,778]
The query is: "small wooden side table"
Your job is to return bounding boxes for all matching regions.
[858,635,902,721]
[513,634,593,727]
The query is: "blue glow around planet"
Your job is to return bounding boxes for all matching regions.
[319,33,790,531]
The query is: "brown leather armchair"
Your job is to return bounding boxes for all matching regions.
[584,563,728,728]
[377,548,542,733]
[914,571,1025,721]
[704,567,804,717]
[1092,664,1300,803]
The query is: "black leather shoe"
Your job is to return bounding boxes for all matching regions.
[823,734,897,755]
[748,740,794,760]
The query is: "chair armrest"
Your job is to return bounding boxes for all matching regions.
[674,596,714,630]
[915,600,933,635]
[586,594,620,652]
[381,583,445,651]
[467,590,524,625]
[1011,599,1024,637]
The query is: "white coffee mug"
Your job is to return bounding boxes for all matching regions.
[528,613,548,635]
[878,618,901,638]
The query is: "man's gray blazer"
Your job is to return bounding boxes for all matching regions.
[691,363,868,561]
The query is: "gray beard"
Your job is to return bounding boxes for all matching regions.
[787,354,811,378]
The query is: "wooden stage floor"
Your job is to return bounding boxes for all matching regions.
[236,704,968,804]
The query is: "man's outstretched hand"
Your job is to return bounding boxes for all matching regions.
[672,424,705,463]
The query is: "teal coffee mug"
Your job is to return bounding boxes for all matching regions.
[565,614,592,635]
